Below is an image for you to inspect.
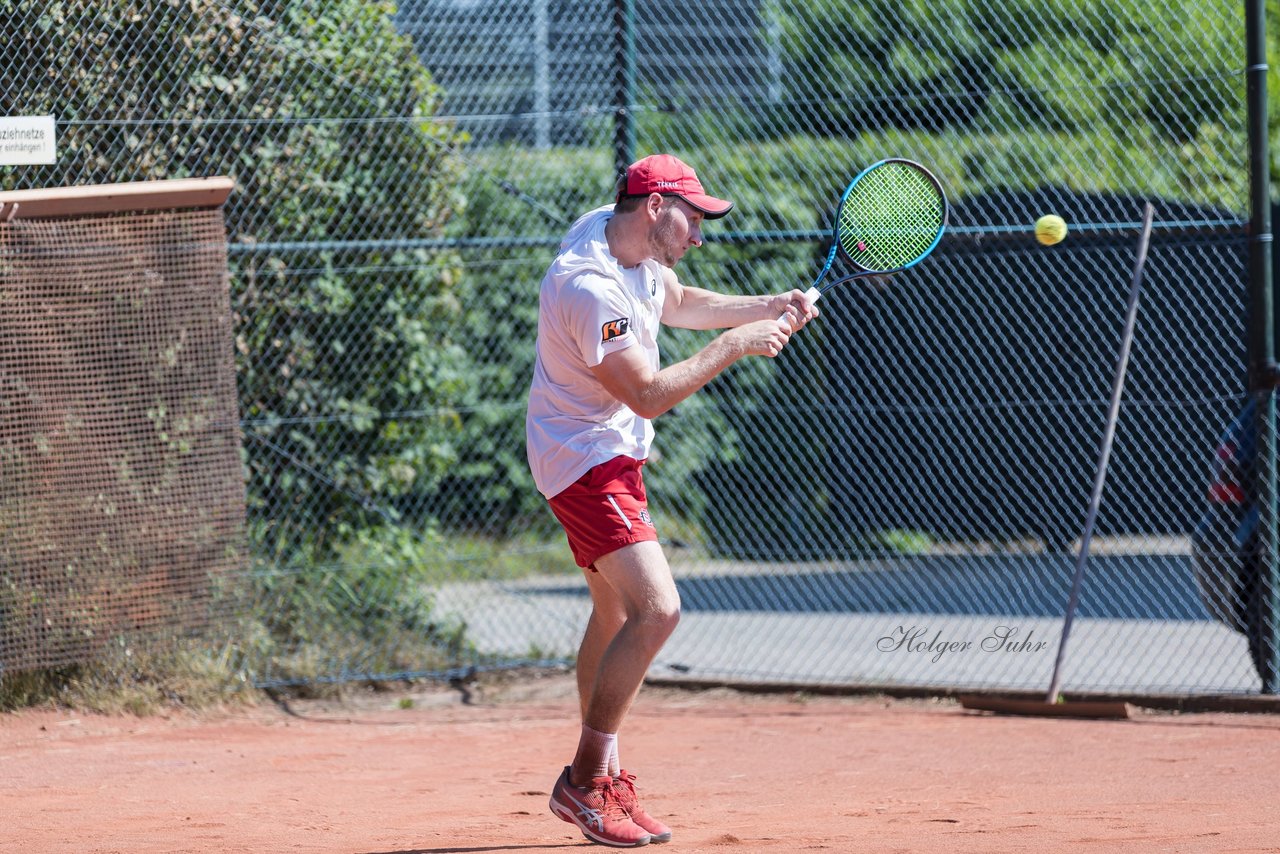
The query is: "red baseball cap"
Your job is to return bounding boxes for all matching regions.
[619,154,735,219]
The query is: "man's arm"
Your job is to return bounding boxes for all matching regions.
[660,267,819,331]
[589,320,792,420]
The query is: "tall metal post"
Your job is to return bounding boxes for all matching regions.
[612,0,637,178]
[1245,0,1277,692]
[533,0,550,149]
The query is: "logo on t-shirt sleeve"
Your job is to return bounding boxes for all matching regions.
[601,317,631,343]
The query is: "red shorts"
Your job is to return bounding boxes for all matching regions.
[547,456,659,570]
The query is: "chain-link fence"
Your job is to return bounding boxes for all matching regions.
[2,0,1274,696]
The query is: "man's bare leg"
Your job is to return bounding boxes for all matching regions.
[577,566,627,720]
[569,540,679,787]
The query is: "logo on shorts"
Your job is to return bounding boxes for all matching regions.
[601,317,631,342]
[638,508,653,526]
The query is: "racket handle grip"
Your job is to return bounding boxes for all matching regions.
[777,286,823,326]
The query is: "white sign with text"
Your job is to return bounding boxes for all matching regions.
[0,116,57,165]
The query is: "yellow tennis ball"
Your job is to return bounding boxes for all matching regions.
[1035,214,1068,246]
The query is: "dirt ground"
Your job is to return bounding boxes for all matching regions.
[2,672,1278,853]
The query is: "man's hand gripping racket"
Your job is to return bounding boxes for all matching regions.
[781,158,948,327]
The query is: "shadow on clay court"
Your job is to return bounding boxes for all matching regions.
[363,846,584,853]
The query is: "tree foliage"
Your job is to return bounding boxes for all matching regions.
[768,0,1243,146]
[6,1,468,564]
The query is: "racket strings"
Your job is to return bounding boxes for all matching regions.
[837,163,944,272]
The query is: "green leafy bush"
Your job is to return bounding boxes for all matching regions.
[5,0,472,681]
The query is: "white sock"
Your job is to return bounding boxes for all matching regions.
[575,724,617,781]
[609,736,620,777]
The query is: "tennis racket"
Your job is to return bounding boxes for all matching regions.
[782,158,948,325]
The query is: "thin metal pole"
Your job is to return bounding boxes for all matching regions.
[612,0,637,176]
[1045,203,1154,704]
[1245,0,1277,693]
[533,0,550,149]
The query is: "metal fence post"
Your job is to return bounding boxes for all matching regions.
[612,0,636,177]
[533,0,550,149]
[1245,0,1277,693]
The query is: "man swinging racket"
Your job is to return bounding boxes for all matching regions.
[526,154,818,847]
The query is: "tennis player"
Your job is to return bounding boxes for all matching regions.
[527,153,818,847]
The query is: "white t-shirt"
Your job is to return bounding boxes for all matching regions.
[526,205,666,498]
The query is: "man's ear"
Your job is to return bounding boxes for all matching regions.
[645,192,665,220]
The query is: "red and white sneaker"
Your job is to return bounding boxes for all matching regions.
[549,766,651,848]
[614,770,672,843]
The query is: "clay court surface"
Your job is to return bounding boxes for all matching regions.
[3,673,1278,854]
